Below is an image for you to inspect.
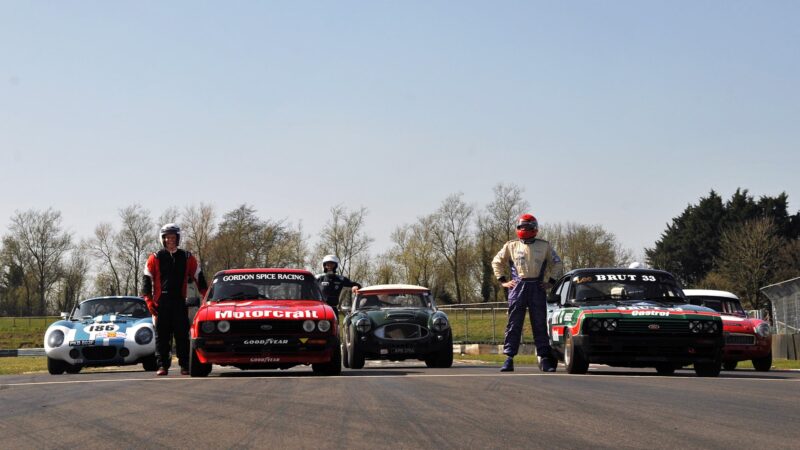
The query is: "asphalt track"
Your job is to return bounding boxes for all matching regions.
[1,361,799,449]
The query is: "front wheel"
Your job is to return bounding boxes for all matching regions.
[347,330,365,370]
[694,361,721,377]
[425,335,454,368]
[65,365,82,374]
[47,357,67,375]
[564,331,589,374]
[655,363,676,375]
[141,354,158,371]
[752,352,772,372]
[342,342,350,369]
[189,343,212,377]
[312,343,342,376]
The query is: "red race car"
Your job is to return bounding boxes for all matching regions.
[187,268,341,376]
[684,289,772,371]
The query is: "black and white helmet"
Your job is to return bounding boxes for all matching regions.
[160,223,181,247]
[322,254,340,271]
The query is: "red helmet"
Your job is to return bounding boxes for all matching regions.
[516,214,538,240]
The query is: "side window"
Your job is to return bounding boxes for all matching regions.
[560,280,572,305]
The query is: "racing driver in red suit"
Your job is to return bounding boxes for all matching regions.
[142,223,208,376]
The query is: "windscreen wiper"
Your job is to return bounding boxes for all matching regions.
[214,293,270,301]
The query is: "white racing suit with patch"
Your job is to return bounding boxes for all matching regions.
[492,239,564,358]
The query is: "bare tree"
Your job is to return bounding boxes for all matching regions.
[540,222,631,271]
[8,208,72,315]
[183,203,216,273]
[86,222,123,295]
[0,235,35,315]
[116,205,154,295]
[716,217,782,310]
[54,246,89,313]
[314,205,373,279]
[158,206,181,227]
[430,193,474,303]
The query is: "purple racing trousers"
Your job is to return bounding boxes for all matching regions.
[503,278,551,358]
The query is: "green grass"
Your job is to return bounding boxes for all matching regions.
[444,308,533,344]
[0,357,47,375]
[0,317,58,349]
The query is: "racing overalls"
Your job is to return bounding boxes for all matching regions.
[316,272,361,317]
[142,249,207,370]
[492,238,563,358]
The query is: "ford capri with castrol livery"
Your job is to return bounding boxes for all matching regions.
[547,268,724,376]
[684,289,772,371]
[188,268,341,376]
[44,296,157,375]
[342,284,453,369]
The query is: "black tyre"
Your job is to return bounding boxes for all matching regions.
[655,363,676,375]
[47,357,67,375]
[722,360,738,371]
[694,361,721,377]
[425,334,454,368]
[342,342,350,369]
[65,365,82,374]
[141,354,158,371]
[564,331,589,374]
[189,343,212,377]
[312,342,342,376]
[347,333,365,370]
[752,352,772,372]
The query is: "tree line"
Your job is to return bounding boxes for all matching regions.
[1,185,797,316]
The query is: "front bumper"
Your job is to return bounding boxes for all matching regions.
[46,338,154,367]
[573,334,723,366]
[722,334,771,361]
[193,334,338,365]
[354,330,451,360]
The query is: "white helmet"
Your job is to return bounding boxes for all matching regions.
[628,261,647,269]
[160,223,181,247]
[322,254,340,271]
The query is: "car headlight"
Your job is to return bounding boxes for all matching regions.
[703,321,719,334]
[602,319,618,331]
[303,320,316,332]
[587,318,602,333]
[201,321,216,334]
[755,323,771,338]
[317,320,331,333]
[355,317,371,333]
[47,330,64,348]
[432,316,449,332]
[217,320,231,333]
[689,320,703,333]
[135,327,153,345]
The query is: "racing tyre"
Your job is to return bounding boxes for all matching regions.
[752,352,772,372]
[189,344,212,377]
[141,354,158,372]
[65,365,82,374]
[312,343,342,376]
[722,361,738,371]
[347,338,365,370]
[564,331,589,374]
[47,357,67,375]
[425,334,454,368]
[342,342,350,368]
[655,364,676,375]
[694,361,721,377]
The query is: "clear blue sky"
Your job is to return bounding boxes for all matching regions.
[1,1,798,259]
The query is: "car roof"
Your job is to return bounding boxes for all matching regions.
[564,267,676,277]
[683,289,739,300]
[358,284,430,294]
[214,268,313,276]
[79,296,144,304]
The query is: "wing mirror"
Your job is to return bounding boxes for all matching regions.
[60,312,69,320]
[185,297,201,307]
[546,293,560,304]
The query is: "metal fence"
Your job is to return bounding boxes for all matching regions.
[439,302,528,344]
[761,277,800,335]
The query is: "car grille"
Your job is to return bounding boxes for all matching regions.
[615,320,691,335]
[82,346,117,361]
[377,324,428,340]
[227,320,304,334]
[726,333,756,345]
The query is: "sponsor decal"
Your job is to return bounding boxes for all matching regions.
[648,324,660,330]
[250,356,281,363]
[564,312,573,322]
[84,324,119,333]
[299,338,308,344]
[243,338,289,345]
[552,328,561,342]
[631,311,670,317]
[214,309,319,320]
[69,340,95,346]
[221,273,306,282]
[577,274,658,282]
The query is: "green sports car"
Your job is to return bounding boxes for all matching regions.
[341,284,453,369]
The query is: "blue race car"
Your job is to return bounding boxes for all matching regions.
[44,296,157,374]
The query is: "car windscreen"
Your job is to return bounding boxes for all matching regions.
[74,298,150,319]
[573,273,685,303]
[209,273,323,301]
[689,296,746,315]
[355,293,429,309]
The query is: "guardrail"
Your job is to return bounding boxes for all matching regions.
[0,348,45,357]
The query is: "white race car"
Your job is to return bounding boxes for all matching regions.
[44,296,157,374]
